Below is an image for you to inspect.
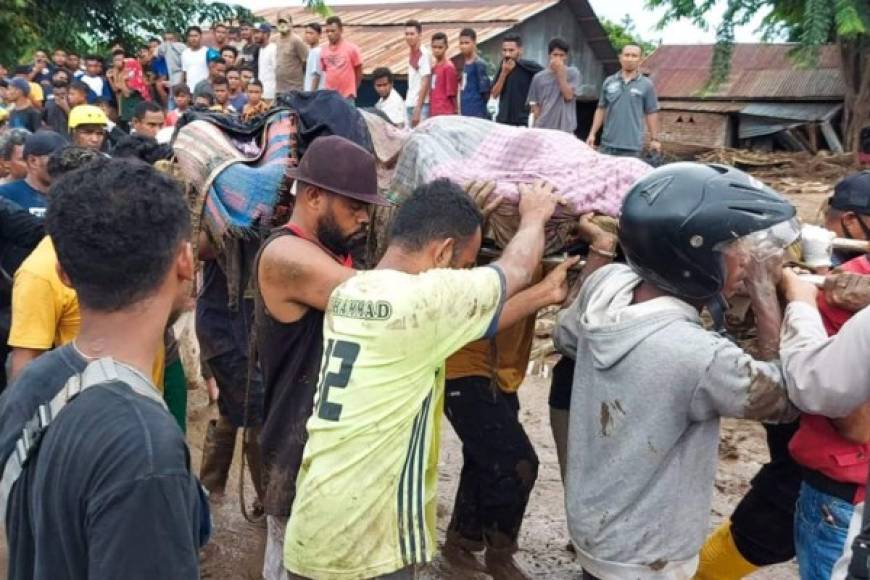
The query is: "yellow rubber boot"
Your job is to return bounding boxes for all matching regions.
[695,520,759,580]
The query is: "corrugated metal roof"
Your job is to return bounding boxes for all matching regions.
[740,102,842,122]
[326,24,514,75]
[738,116,796,139]
[641,44,845,101]
[255,0,616,76]
[258,1,558,28]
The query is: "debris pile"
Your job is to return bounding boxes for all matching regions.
[697,149,856,197]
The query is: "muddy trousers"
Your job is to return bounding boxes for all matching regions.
[730,422,801,564]
[698,421,802,577]
[199,352,265,500]
[548,356,575,483]
[444,376,539,552]
[200,415,265,498]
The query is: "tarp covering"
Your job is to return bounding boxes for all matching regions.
[277,90,372,154]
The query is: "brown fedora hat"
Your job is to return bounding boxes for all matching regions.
[287,135,389,206]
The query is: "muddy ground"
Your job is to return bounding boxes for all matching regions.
[187,376,797,580]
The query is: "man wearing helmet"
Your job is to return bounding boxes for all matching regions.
[696,171,870,580]
[68,104,108,151]
[554,163,806,578]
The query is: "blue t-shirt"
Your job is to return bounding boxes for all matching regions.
[152,56,169,79]
[230,92,248,112]
[461,59,491,119]
[0,180,47,217]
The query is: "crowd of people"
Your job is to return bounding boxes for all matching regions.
[0,16,662,156]
[0,11,869,580]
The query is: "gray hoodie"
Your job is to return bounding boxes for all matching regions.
[554,264,798,579]
[159,41,187,87]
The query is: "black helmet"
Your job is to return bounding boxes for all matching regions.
[618,162,796,301]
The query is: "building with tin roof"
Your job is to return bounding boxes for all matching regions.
[257,0,619,127]
[641,43,846,154]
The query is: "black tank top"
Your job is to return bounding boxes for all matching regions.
[254,227,326,517]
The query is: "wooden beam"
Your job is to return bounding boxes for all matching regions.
[820,120,844,153]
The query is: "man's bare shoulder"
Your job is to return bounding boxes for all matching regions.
[259,234,351,287]
[259,235,316,280]
[260,233,311,264]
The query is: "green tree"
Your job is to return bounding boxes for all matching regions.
[306,0,331,17]
[646,0,870,152]
[0,0,253,64]
[0,0,332,64]
[601,14,658,55]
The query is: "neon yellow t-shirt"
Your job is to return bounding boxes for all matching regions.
[9,236,165,387]
[284,266,505,579]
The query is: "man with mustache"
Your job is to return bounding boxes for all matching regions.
[254,135,387,580]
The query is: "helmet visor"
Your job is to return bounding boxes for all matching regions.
[714,217,802,261]
[715,217,801,299]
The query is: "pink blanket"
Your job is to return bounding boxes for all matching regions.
[391,116,651,217]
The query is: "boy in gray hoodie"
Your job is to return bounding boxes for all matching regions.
[554,163,807,579]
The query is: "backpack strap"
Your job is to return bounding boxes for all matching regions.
[0,357,165,522]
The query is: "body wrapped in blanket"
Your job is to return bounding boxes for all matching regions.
[385,116,652,253]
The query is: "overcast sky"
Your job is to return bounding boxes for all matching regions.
[232,0,772,43]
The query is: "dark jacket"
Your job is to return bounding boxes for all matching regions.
[0,196,44,291]
[495,58,543,126]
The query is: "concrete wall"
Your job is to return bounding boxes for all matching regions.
[479,3,607,101]
[659,109,732,149]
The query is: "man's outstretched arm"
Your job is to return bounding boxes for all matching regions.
[492,181,561,300]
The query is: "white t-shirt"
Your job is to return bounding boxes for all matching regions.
[181,47,209,91]
[304,46,322,91]
[406,46,431,107]
[376,89,406,126]
[259,42,278,99]
[80,75,105,97]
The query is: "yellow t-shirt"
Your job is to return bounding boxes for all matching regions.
[10,237,81,349]
[445,263,541,392]
[445,313,537,393]
[8,236,165,387]
[284,266,505,579]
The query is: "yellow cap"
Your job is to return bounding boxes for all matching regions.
[68,105,108,130]
[0,108,8,123]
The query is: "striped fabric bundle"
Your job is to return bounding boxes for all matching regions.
[173,110,297,306]
[174,110,296,245]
